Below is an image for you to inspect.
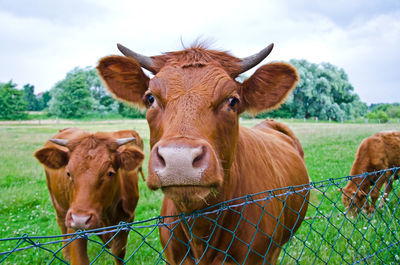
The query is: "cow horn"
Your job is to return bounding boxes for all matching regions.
[116,137,136,147]
[49,139,69,147]
[238,43,274,74]
[117,43,156,73]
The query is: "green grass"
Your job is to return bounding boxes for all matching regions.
[0,119,399,264]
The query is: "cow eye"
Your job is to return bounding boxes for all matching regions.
[107,171,115,177]
[66,171,73,182]
[227,97,239,108]
[146,93,155,106]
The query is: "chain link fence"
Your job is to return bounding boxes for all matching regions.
[1,167,399,264]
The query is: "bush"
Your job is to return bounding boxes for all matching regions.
[0,81,27,120]
[118,103,146,118]
[366,110,389,123]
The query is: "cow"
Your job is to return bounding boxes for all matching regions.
[97,42,310,264]
[342,131,400,215]
[34,127,145,265]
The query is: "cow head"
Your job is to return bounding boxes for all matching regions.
[97,43,298,212]
[34,134,144,230]
[341,186,368,215]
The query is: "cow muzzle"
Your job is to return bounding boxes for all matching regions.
[147,138,223,192]
[66,210,98,230]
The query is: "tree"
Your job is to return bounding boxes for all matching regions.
[37,91,51,110]
[118,102,146,118]
[0,81,27,120]
[48,69,92,118]
[264,59,367,121]
[367,103,400,122]
[22,83,39,111]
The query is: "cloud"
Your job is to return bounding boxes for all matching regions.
[0,0,399,104]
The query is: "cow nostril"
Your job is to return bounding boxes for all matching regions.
[85,214,93,225]
[156,146,166,167]
[192,146,206,168]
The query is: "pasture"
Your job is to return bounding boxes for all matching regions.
[0,119,399,264]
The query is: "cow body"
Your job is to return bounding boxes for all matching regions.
[342,131,400,214]
[253,118,305,159]
[98,43,309,264]
[34,128,145,264]
[160,123,308,264]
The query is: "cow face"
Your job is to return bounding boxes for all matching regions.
[98,44,298,211]
[35,135,144,230]
[341,187,368,215]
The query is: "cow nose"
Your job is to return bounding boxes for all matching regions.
[69,213,93,230]
[152,144,209,186]
[157,145,205,168]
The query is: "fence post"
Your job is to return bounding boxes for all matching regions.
[329,118,331,123]
[38,119,41,125]
[315,117,318,123]
[365,119,369,124]
[56,117,59,124]
[304,117,306,122]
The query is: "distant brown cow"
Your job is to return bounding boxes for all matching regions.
[97,43,309,264]
[342,131,400,215]
[34,128,145,265]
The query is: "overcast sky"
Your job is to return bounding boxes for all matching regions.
[1,0,399,104]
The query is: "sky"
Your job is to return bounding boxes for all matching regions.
[0,0,399,104]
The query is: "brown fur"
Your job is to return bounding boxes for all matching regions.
[97,45,309,264]
[34,128,145,265]
[253,119,305,159]
[342,131,400,215]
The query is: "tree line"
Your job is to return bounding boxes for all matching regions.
[249,59,369,121]
[1,59,398,122]
[0,67,145,120]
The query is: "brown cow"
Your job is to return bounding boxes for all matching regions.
[34,128,145,265]
[97,43,309,264]
[342,131,400,215]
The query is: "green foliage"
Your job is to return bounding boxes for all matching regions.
[22,84,40,111]
[118,102,146,118]
[37,91,51,110]
[366,110,389,123]
[47,66,123,118]
[367,103,400,123]
[0,81,27,120]
[263,59,368,121]
[48,68,92,118]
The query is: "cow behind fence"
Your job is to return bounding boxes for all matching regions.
[1,167,400,264]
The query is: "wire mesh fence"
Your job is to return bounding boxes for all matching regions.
[1,167,400,264]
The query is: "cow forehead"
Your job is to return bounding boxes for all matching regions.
[68,144,114,170]
[150,65,237,101]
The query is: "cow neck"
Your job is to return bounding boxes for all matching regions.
[180,210,234,262]
[173,126,256,259]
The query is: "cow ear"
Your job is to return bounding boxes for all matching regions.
[240,62,298,113]
[97,55,150,106]
[118,147,145,171]
[34,147,68,169]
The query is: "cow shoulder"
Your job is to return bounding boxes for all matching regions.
[235,126,307,191]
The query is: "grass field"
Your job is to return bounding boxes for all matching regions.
[0,119,399,264]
